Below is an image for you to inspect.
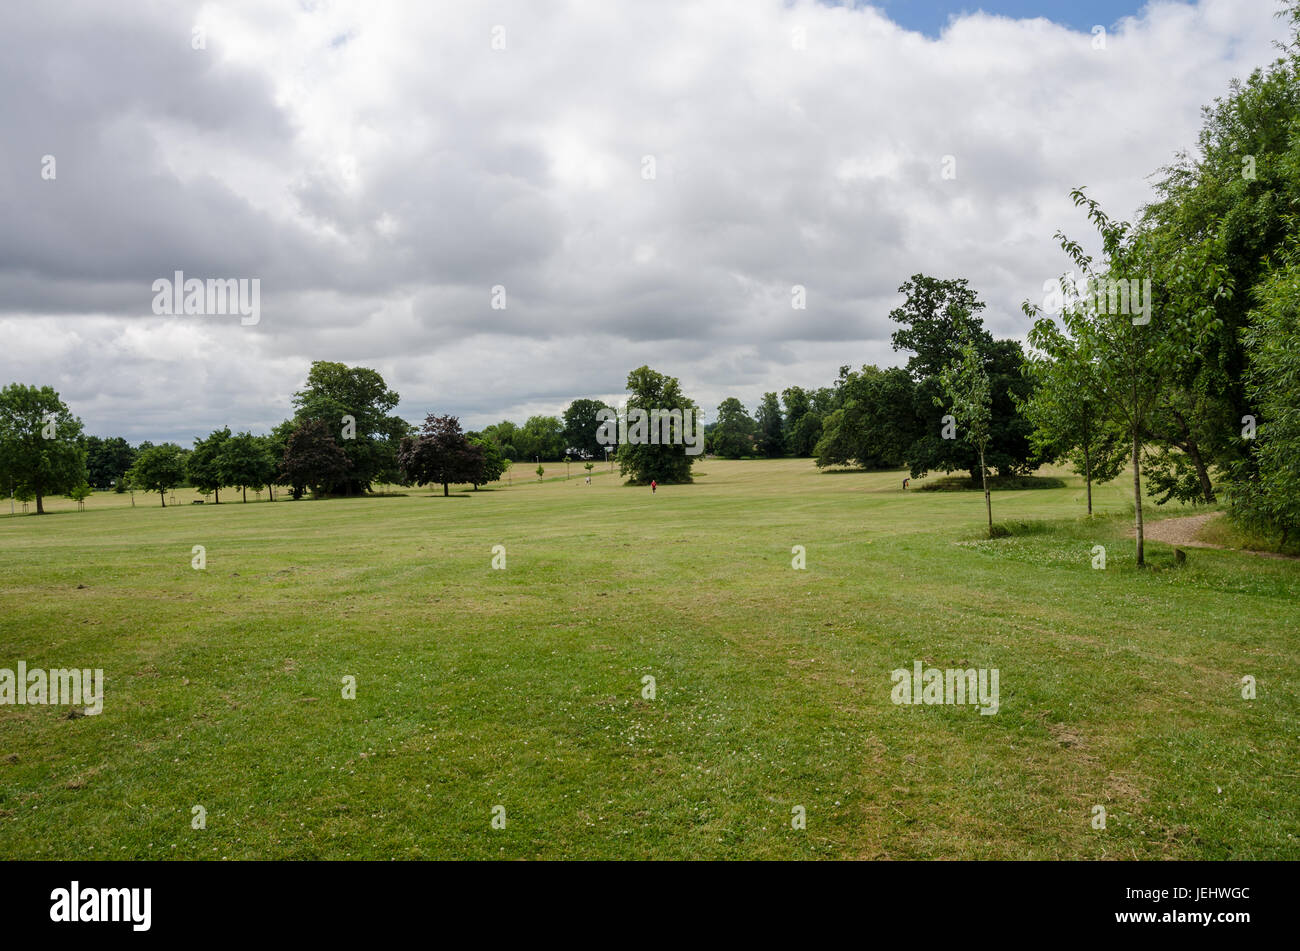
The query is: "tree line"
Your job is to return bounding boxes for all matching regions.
[0,362,701,510]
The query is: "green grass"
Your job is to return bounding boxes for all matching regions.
[1,460,1296,859]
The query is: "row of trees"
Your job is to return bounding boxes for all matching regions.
[0,360,704,510]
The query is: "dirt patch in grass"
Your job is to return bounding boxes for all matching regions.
[1139,513,1300,559]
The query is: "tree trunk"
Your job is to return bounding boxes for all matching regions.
[243,486,247,503]
[1084,442,1093,516]
[160,489,167,508]
[35,492,44,515]
[443,482,449,497]
[1132,431,1144,567]
[214,487,220,504]
[980,446,992,537]
[1185,439,1215,503]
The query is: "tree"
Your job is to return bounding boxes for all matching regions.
[292,361,407,494]
[398,414,483,496]
[889,275,993,380]
[712,398,756,458]
[1021,327,1125,515]
[1032,189,1227,565]
[518,415,566,461]
[188,427,231,503]
[218,431,276,502]
[128,443,190,507]
[562,399,611,460]
[755,392,784,457]
[66,482,92,510]
[0,384,88,515]
[813,366,918,470]
[1229,247,1300,545]
[467,433,507,490]
[83,436,136,490]
[890,277,1038,481]
[617,366,699,484]
[480,420,521,461]
[1137,38,1300,504]
[280,419,351,499]
[938,341,995,534]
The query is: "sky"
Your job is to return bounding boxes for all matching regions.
[0,0,1292,443]
[874,0,1150,35]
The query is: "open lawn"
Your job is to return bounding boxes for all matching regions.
[1,459,1296,859]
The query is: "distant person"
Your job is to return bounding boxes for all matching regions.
[903,478,910,490]
[585,476,591,485]
[651,480,657,494]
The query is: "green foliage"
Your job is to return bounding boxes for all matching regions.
[616,366,698,484]
[280,418,351,499]
[397,414,483,496]
[467,433,507,489]
[127,443,190,506]
[83,435,136,490]
[1229,249,1300,543]
[712,397,756,458]
[218,431,277,502]
[562,399,612,460]
[292,361,406,493]
[188,427,232,503]
[754,392,784,458]
[813,365,917,470]
[890,278,1039,480]
[0,383,88,514]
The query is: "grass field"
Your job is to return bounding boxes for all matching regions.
[1,459,1296,859]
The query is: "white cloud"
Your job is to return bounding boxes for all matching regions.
[0,0,1287,439]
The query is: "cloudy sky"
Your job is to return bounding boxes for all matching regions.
[1,0,1291,442]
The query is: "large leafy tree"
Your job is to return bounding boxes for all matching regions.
[280,418,351,499]
[188,427,232,503]
[83,436,136,490]
[1229,247,1300,545]
[712,398,756,458]
[562,399,611,460]
[398,414,484,496]
[617,366,698,484]
[889,276,1038,480]
[889,275,993,380]
[480,420,521,461]
[0,384,88,515]
[292,361,406,494]
[754,392,784,458]
[467,433,507,489]
[813,365,918,470]
[1137,35,1300,502]
[128,443,190,507]
[218,431,277,502]
[517,415,566,461]
[781,386,821,457]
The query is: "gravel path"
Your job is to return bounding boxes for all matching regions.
[1140,512,1223,548]
[1137,511,1298,560]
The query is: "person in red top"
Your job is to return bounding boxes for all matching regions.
[651,480,657,494]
